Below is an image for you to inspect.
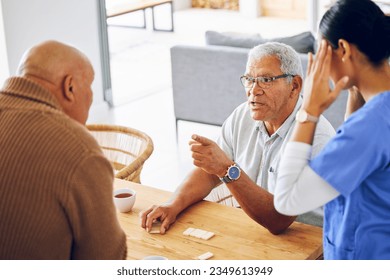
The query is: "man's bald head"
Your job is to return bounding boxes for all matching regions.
[17,40,93,86]
[16,40,95,124]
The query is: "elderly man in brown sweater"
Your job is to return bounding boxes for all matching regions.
[0,41,127,259]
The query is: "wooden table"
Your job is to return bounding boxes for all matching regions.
[114,179,323,260]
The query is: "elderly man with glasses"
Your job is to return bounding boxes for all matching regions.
[141,42,335,235]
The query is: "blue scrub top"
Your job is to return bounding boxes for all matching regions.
[310,91,390,260]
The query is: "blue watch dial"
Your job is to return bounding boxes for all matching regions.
[228,166,240,180]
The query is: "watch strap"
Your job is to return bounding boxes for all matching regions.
[296,109,319,123]
[306,113,319,123]
[220,176,232,184]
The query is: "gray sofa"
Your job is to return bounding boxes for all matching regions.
[170,31,348,130]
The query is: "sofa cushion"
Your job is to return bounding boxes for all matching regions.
[205,31,264,49]
[268,31,315,53]
[205,30,315,53]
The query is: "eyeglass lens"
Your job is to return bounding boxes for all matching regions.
[241,77,272,89]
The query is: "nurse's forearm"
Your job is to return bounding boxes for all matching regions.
[274,142,339,215]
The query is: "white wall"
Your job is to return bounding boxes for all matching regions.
[0,1,9,85]
[239,0,261,18]
[0,0,110,113]
[174,0,191,11]
[308,0,319,33]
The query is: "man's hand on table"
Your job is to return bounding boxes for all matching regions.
[139,134,230,235]
[140,204,178,234]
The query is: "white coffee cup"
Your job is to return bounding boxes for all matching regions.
[113,188,136,213]
[142,255,168,260]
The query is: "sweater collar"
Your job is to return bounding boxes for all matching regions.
[1,77,63,111]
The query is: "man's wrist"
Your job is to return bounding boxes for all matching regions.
[217,161,235,178]
[166,200,183,216]
[219,162,241,184]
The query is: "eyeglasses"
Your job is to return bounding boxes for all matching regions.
[240,74,295,89]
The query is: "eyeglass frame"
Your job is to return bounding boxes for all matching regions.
[240,73,295,89]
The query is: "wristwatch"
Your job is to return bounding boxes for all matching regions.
[219,163,241,184]
[296,109,319,123]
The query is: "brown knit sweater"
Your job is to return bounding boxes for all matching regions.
[0,77,127,259]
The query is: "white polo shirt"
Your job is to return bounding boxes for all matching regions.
[215,97,335,226]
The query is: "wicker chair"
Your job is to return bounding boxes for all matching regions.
[205,184,239,207]
[86,124,154,183]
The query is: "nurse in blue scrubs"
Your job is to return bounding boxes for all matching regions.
[273,0,390,259]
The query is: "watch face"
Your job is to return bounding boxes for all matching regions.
[228,166,240,180]
[296,110,307,122]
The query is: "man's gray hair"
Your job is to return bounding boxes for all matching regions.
[247,42,303,83]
